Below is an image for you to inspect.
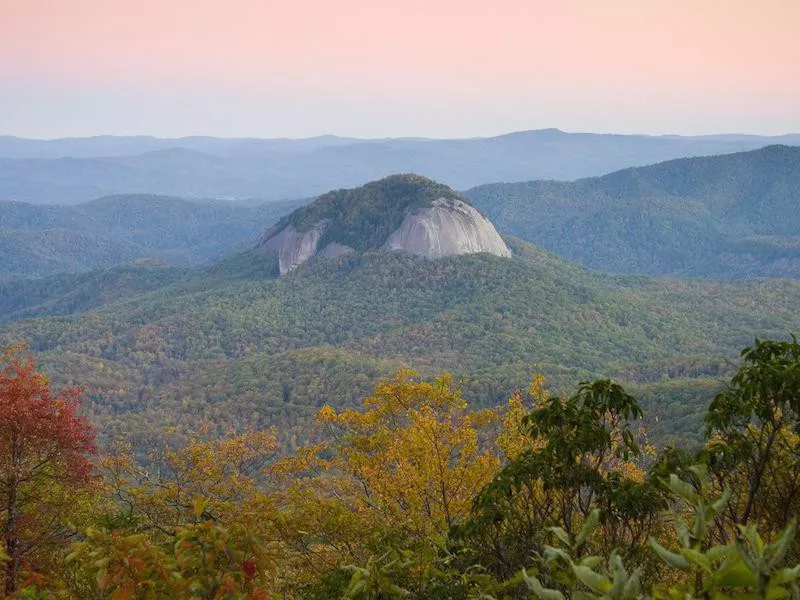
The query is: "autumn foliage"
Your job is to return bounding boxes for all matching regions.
[2,339,800,598]
[0,346,96,595]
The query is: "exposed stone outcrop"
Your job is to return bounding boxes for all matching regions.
[257,175,511,275]
[259,221,328,275]
[319,242,355,260]
[382,198,511,259]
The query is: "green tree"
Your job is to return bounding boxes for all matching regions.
[461,380,666,582]
[704,336,800,548]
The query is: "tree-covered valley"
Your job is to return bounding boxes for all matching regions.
[2,229,799,454]
[2,157,800,599]
[0,195,302,279]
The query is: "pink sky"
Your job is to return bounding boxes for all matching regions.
[2,0,798,137]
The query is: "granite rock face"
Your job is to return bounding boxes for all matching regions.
[319,242,356,260]
[382,198,511,259]
[257,176,510,275]
[259,221,328,275]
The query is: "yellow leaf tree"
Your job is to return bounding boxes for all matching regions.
[272,370,501,590]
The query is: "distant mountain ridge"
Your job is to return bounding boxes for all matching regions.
[2,129,798,204]
[0,134,368,159]
[0,194,301,279]
[465,145,800,279]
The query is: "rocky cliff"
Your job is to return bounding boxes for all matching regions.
[383,198,510,259]
[257,174,510,274]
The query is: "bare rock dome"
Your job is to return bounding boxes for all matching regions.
[383,197,510,259]
[257,174,510,275]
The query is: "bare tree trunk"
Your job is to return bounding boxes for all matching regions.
[4,484,18,596]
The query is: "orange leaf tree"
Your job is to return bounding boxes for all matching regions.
[0,346,96,595]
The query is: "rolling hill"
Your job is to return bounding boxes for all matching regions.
[0,194,302,279]
[1,176,798,452]
[465,145,800,279]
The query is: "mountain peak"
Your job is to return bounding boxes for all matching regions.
[257,174,510,274]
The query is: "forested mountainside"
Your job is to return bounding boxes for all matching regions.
[0,194,301,279]
[5,145,798,282]
[466,145,800,279]
[2,172,800,599]
[2,238,798,451]
[1,129,797,204]
[2,172,798,455]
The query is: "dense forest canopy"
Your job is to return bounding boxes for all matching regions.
[2,336,800,598]
[0,195,302,280]
[2,241,799,453]
[465,145,800,279]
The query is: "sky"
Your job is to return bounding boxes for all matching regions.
[1,0,798,139]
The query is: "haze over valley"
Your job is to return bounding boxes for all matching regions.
[2,129,800,204]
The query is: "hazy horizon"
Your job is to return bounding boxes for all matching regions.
[3,0,799,139]
[3,128,800,143]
